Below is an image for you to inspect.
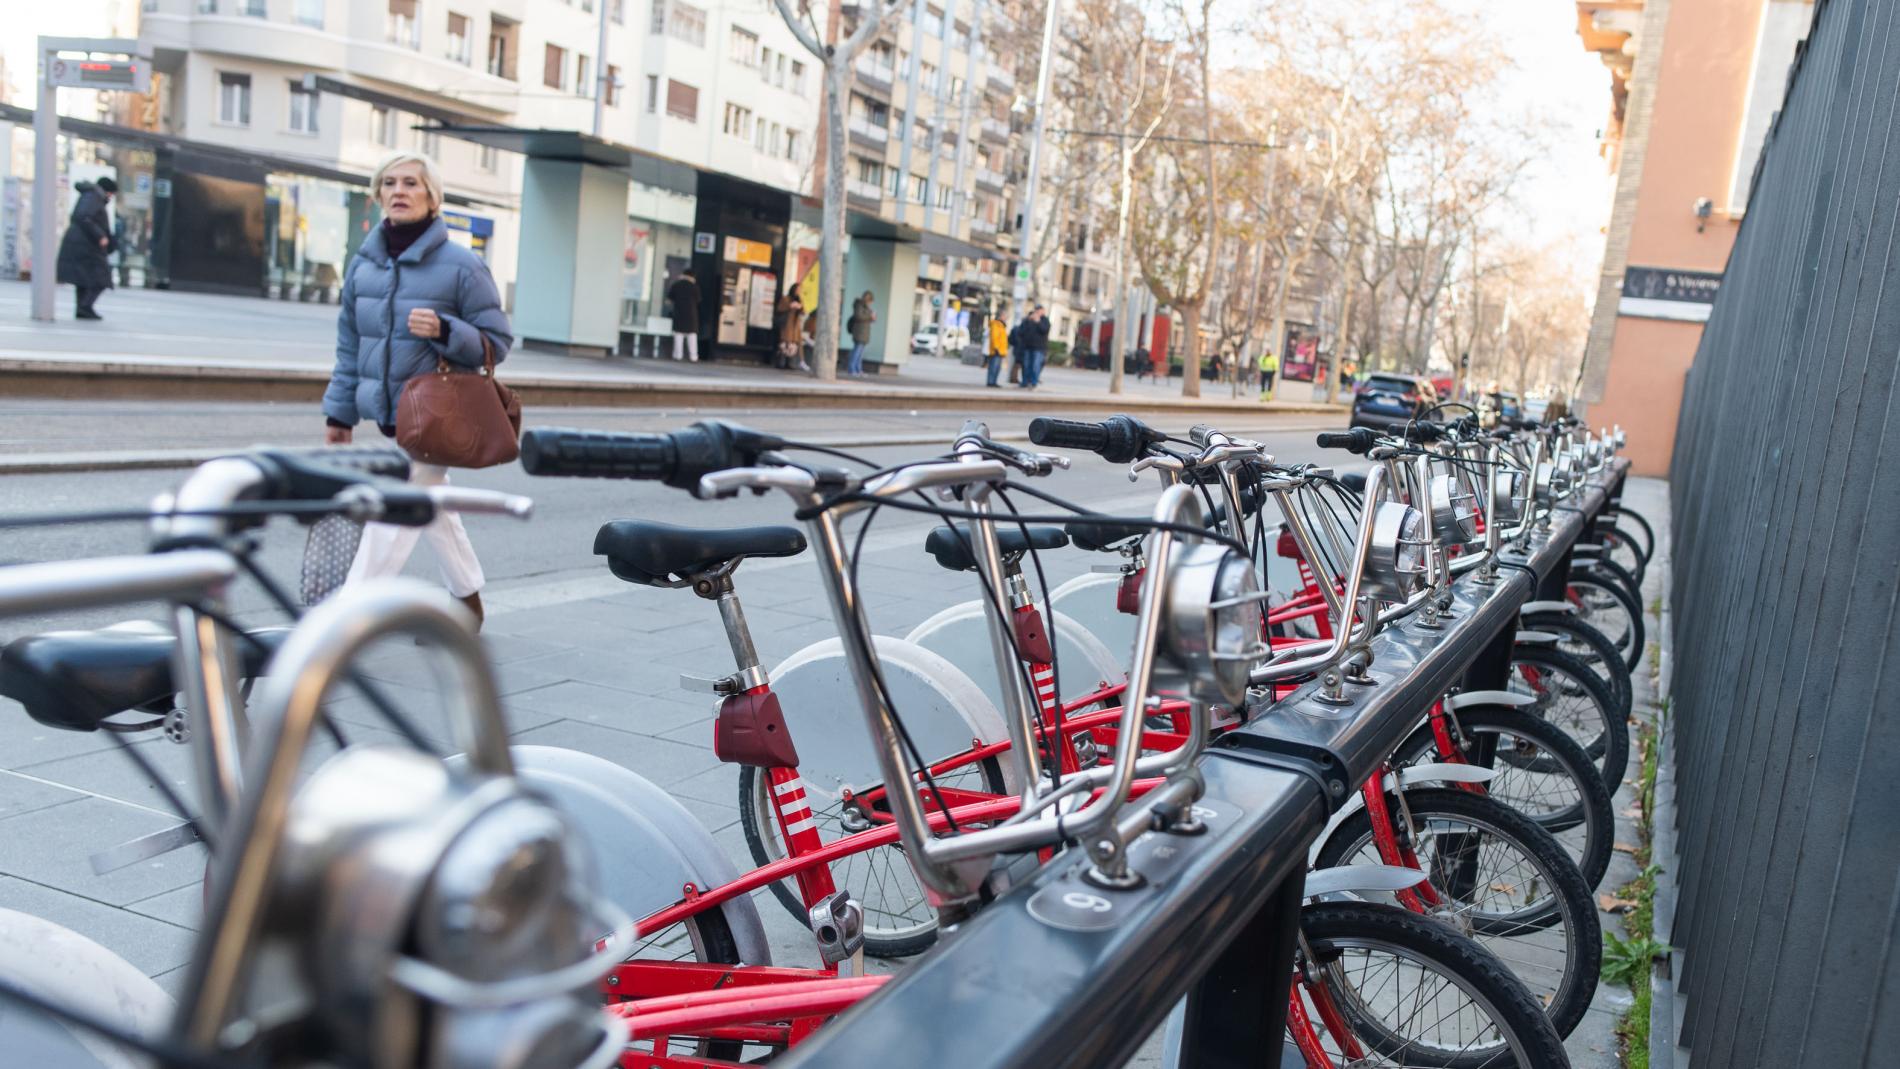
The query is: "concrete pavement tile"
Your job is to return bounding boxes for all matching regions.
[667,762,742,807]
[671,794,741,836]
[506,641,726,698]
[0,798,207,906]
[357,651,571,698]
[504,719,720,789]
[18,737,195,814]
[0,770,87,820]
[125,882,203,930]
[0,875,196,977]
[0,700,151,769]
[506,680,712,739]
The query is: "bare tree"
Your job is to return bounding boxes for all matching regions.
[774,0,911,380]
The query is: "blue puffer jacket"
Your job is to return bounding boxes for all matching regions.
[323,217,513,428]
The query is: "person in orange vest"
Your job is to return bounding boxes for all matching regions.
[986,313,1009,387]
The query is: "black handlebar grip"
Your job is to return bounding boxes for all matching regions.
[1315,428,1379,455]
[293,445,412,480]
[1386,421,1446,443]
[520,428,676,481]
[1027,417,1111,453]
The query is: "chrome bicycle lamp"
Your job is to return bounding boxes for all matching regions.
[1363,501,1428,600]
[1158,540,1265,705]
[1490,468,1523,525]
[1428,472,1480,543]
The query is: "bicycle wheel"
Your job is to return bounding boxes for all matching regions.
[1564,571,1645,672]
[1577,556,1642,610]
[1520,613,1632,722]
[1510,644,1628,788]
[614,893,748,1062]
[1297,901,1571,1069]
[1314,787,1601,1039]
[1612,506,1656,561]
[1389,707,1615,889]
[1598,523,1648,586]
[739,755,1006,958]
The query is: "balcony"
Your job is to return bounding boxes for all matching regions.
[848,116,891,149]
[979,116,1011,144]
[969,219,998,243]
[973,167,1006,193]
[855,57,896,93]
[985,64,1014,95]
[936,136,959,162]
[847,179,885,209]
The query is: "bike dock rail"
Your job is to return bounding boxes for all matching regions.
[780,459,1630,1069]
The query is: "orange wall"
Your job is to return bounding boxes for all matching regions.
[1596,0,1766,471]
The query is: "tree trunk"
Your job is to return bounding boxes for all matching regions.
[1327,240,1356,406]
[1109,137,1137,395]
[1179,301,1203,398]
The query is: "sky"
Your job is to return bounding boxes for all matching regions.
[2,0,130,112]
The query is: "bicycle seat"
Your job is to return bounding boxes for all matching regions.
[1065,519,1148,552]
[923,525,1069,572]
[594,520,807,586]
[0,622,292,732]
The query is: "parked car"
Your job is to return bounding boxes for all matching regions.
[910,323,970,355]
[911,324,943,354]
[1479,390,1523,428]
[1349,372,1439,430]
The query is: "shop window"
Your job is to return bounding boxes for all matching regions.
[606,64,622,106]
[729,25,759,66]
[218,72,251,126]
[487,16,518,79]
[296,0,324,26]
[544,44,567,90]
[288,81,320,133]
[387,0,420,49]
[447,13,472,64]
[666,78,698,121]
[722,102,754,140]
[576,54,593,97]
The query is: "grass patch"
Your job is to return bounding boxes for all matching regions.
[1609,717,1664,1066]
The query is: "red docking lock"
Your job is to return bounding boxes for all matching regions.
[713,689,801,769]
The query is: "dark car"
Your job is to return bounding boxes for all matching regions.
[1349,372,1439,430]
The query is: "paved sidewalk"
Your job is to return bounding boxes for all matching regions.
[0,281,1344,415]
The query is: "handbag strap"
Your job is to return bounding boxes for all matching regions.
[433,328,498,377]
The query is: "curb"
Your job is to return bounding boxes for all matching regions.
[0,357,1349,417]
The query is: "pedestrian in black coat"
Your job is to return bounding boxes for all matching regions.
[56,178,118,320]
[668,269,701,361]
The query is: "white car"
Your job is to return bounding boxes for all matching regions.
[911,323,969,354]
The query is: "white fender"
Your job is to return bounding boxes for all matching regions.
[1048,573,1137,668]
[905,600,1128,722]
[769,635,1022,807]
[1444,690,1537,711]
[1520,600,1577,616]
[1386,762,1499,791]
[1515,629,1563,645]
[1304,864,1431,899]
[0,908,172,1069]
[474,746,773,967]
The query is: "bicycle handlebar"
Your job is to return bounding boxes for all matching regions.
[1315,428,1380,455]
[520,421,787,490]
[1026,414,1163,464]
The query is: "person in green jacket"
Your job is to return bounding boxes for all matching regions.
[1258,348,1280,399]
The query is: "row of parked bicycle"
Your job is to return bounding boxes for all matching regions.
[0,405,1644,1068]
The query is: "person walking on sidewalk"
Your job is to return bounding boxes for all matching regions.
[985,312,1009,387]
[776,293,811,373]
[1257,347,1279,400]
[668,269,701,361]
[57,177,117,321]
[321,151,512,629]
[846,290,876,377]
[1016,305,1051,389]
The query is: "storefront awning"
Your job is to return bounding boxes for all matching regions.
[789,197,994,260]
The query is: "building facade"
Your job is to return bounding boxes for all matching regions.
[1576,0,1815,475]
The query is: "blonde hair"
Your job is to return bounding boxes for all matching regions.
[371,150,445,214]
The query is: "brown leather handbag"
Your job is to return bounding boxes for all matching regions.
[396,333,522,468]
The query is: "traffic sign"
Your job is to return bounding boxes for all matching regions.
[45,56,150,93]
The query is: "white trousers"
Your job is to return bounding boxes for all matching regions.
[672,332,698,360]
[345,461,486,598]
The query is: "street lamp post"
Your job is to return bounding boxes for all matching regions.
[1007,0,1061,327]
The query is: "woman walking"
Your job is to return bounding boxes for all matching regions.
[322,151,512,628]
[846,290,875,377]
[56,177,117,320]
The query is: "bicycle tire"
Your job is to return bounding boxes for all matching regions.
[1510,644,1629,789]
[1599,523,1648,586]
[1390,707,1615,889]
[1564,571,1645,672]
[1314,787,1601,1039]
[1575,555,1642,611]
[1521,613,1632,722]
[614,892,746,1062]
[739,756,1006,958]
[1298,901,1571,1069]
[1612,506,1656,561]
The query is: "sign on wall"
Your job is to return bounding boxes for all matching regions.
[724,235,773,268]
[1619,266,1723,322]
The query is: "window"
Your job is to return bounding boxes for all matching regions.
[239,0,266,16]
[775,53,788,88]
[665,78,698,121]
[791,60,806,95]
[856,157,882,183]
[197,0,217,12]
[446,13,471,64]
[605,64,622,106]
[373,105,399,146]
[487,17,518,79]
[646,74,659,113]
[769,122,783,158]
[478,143,498,172]
[753,117,768,151]
[722,102,754,139]
[415,127,441,157]
[288,81,320,133]
[950,20,968,50]
[948,74,963,98]
[665,1,706,46]
[910,174,927,204]
[576,54,592,97]
[920,61,937,93]
[650,0,665,33]
[217,72,251,125]
[785,129,801,162]
[611,0,624,24]
[936,183,953,209]
[544,44,567,90]
[886,168,901,197]
[922,4,943,36]
[729,25,759,65]
[760,47,773,78]
[387,0,419,48]
[296,0,324,27]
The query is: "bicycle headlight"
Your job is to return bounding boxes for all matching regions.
[1364,502,1428,600]
[1428,473,1480,543]
[1158,541,1263,705]
[1490,468,1523,524]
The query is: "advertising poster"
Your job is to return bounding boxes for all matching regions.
[748,271,778,329]
[719,267,751,345]
[1283,322,1318,382]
